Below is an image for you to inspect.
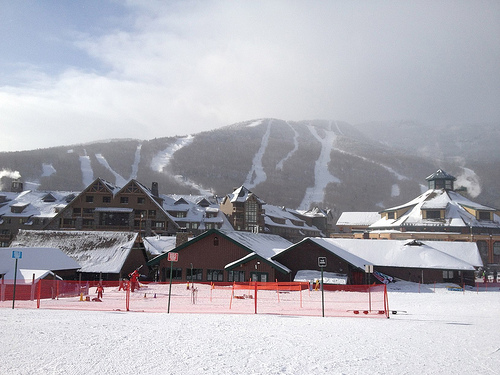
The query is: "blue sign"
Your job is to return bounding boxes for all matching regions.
[12,250,22,259]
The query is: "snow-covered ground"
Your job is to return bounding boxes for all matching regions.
[1,281,499,374]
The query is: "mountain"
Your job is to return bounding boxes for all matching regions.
[0,119,498,221]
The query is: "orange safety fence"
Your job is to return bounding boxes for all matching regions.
[0,279,390,318]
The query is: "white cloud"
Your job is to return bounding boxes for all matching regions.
[0,1,499,151]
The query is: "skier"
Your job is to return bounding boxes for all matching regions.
[129,269,141,292]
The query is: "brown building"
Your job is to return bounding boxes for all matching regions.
[45,178,179,237]
[220,186,266,233]
[147,229,292,283]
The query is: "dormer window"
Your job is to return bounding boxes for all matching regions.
[425,210,442,219]
[478,211,492,221]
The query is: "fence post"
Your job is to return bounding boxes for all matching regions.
[37,280,41,308]
[254,282,258,314]
[125,282,130,312]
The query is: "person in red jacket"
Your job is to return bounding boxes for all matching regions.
[129,269,140,292]
[96,284,104,299]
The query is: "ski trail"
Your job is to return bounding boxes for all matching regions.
[334,120,344,136]
[298,123,340,210]
[244,120,272,189]
[130,143,142,180]
[151,135,212,195]
[151,135,194,173]
[96,153,127,187]
[79,149,94,187]
[276,121,299,171]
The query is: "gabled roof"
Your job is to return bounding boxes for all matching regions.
[11,230,139,273]
[279,238,481,270]
[227,186,266,204]
[147,229,291,273]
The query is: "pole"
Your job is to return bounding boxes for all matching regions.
[12,258,18,309]
[167,260,173,313]
[321,266,325,317]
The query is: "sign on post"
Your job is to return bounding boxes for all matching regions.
[12,250,22,259]
[11,250,22,309]
[167,252,178,262]
[167,252,178,313]
[317,257,326,317]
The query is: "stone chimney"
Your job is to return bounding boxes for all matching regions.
[11,180,23,193]
[151,182,159,197]
[176,232,190,247]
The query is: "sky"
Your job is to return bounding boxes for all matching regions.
[0,0,499,152]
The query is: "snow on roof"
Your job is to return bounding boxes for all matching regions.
[336,212,381,226]
[0,190,78,219]
[1,269,63,284]
[10,230,138,274]
[263,204,321,233]
[371,189,500,230]
[0,247,81,276]
[219,230,292,260]
[227,186,265,204]
[143,236,178,256]
[303,238,480,270]
[161,194,233,230]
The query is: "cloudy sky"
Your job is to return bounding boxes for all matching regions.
[0,1,499,152]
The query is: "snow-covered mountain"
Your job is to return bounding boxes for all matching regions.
[0,119,496,219]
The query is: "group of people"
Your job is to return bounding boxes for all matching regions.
[95,268,143,300]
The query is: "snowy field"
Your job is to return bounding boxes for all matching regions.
[1,282,500,374]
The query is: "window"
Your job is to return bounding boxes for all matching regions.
[479,211,491,221]
[120,197,129,204]
[493,242,500,263]
[228,270,245,282]
[245,200,258,224]
[102,196,111,203]
[426,210,441,219]
[86,195,94,203]
[443,270,454,280]
[83,208,94,216]
[162,267,182,281]
[387,212,395,220]
[477,241,488,264]
[153,221,165,229]
[186,268,203,281]
[192,222,198,230]
[137,197,145,204]
[213,236,219,246]
[73,208,81,215]
[148,210,156,217]
[207,269,223,282]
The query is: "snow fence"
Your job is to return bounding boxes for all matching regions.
[0,280,390,318]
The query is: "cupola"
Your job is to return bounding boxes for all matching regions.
[425,169,456,191]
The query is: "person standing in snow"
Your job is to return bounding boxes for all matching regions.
[96,284,104,299]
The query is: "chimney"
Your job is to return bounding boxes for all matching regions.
[11,180,23,193]
[151,182,159,197]
[176,232,190,247]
